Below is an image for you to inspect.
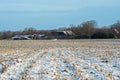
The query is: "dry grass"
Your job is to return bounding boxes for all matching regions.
[0,39,120,80]
[0,39,120,58]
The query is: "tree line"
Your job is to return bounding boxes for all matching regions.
[0,20,120,40]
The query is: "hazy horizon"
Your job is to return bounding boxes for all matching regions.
[0,0,120,31]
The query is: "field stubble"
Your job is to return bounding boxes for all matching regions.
[0,39,120,80]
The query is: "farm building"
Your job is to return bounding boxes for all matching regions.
[51,30,74,39]
[30,34,47,39]
[11,31,74,40]
[12,34,48,40]
[12,35,31,40]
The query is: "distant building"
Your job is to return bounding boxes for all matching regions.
[12,35,31,40]
[51,30,74,39]
[11,31,74,40]
[30,34,47,39]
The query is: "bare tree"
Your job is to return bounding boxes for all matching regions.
[23,27,37,35]
[110,21,120,38]
[80,20,97,37]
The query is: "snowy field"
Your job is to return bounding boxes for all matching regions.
[0,40,120,80]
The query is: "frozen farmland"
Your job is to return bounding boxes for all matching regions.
[0,40,120,80]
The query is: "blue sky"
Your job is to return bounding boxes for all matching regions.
[0,0,120,31]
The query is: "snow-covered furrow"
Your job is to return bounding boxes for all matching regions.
[0,50,31,75]
[61,48,120,80]
[0,50,45,80]
[21,49,55,80]
[0,48,120,80]
[75,50,120,80]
